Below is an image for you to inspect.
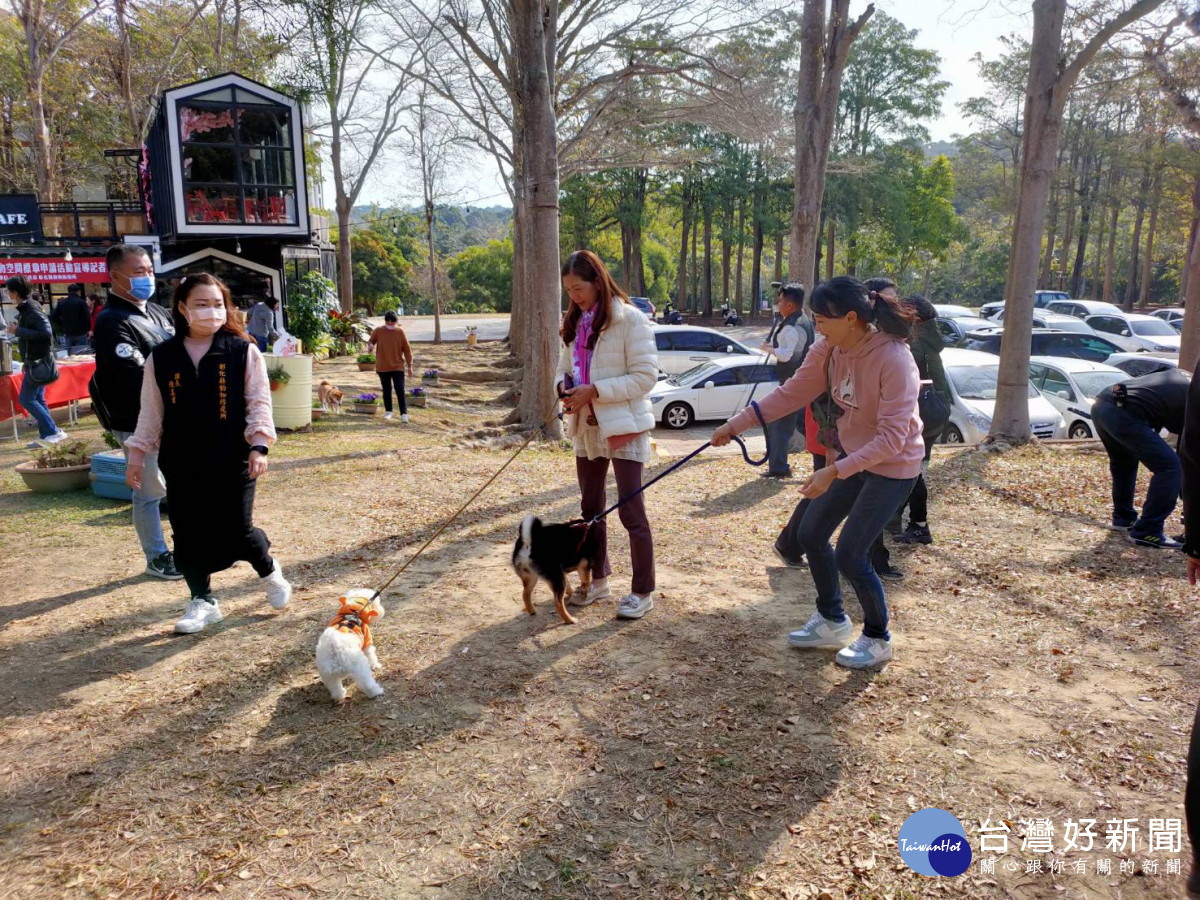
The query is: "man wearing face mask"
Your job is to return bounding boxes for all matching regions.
[92,244,180,581]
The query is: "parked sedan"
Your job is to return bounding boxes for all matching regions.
[1152,307,1184,328]
[1028,356,1127,439]
[1106,352,1180,378]
[979,301,1005,320]
[941,348,1066,444]
[994,310,1097,335]
[1046,299,1123,319]
[648,357,778,429]
[1084,312,1181,353]
[934,304,978,319]
[959,328,1123,363]
[651,325,761,376]
[629,296,656,319]
[936,315,996,346]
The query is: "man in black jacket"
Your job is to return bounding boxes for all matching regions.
[52,285,91,351]
[93,244,180,580]
[1092,367,1190,549]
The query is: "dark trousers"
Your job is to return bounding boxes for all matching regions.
[170,478,274,599]
[252,334,269,352]
[1188,699,1200,874]
[766,408,802,476]
[900,433,939,524]
[776,452,826,561]
[576,455,655,595]
[378,370,407,414]
[1092,397,1181,537]
[795,470,916,640]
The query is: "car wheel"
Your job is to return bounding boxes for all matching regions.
[663,402,694,430]
[942,424,964,444]
[1069,421,1092,439]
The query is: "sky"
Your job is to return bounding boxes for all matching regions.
[346,0,1033,209]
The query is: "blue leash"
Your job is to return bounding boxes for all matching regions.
[586,401,769,526]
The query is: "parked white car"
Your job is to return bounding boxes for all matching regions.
[648,356,778,429]
[651,325,761,377]
[1028,356,1127,439]
[934,304,977,319]
[993,309,1097,335]
[1046,299,1123,319]
[1152,307,1184,324]
[940,348,1066,444]
[1084,312,1181,353]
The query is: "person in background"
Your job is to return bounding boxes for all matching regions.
[87,294,104,345]
[246,296,280,352]
[713,276,922,669]
[1180,367,1200,897]
[6,275,66,446]
[894,294,950,545]
[773,405,830,570]
[125,273,291,634]
[558,249,659,619]
[52,284,91,352]
[93,244,180,581]
[759,282,814,478]
[1093,367,1189,549]
[368,310,414,422]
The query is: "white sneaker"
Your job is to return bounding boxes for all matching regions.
[401,414,410,423]
[617,593,654,619]
[384,412,394,421]
[835,634,893,669]
[787,611,854,649]
[46,430,68,443]
[569,576,610,607]
[174,597,223,634]
[261,561,292,609]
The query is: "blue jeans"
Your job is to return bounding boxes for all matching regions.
[113,430,169,562]
[1092,397,1181,538]
[765,408,801,476]
[253,334,269,352]
[795,470,917,640]
[18,377,58,438]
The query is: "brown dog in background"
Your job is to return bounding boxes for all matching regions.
[318,380,344,413]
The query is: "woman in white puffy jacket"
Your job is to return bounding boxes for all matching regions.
[557,250,659,619]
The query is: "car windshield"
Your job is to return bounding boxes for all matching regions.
[948,365,1038,400]
[669,361,719,386]
[1130,318,1176,337]
[1072,371,1126,399]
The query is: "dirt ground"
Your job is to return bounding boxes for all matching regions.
[1,341,1198,899]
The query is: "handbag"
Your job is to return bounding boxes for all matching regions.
[917,383,951,432]
[809,350,843,454]
[25,353,59,386]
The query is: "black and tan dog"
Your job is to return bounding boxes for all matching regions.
[512,514,598,624]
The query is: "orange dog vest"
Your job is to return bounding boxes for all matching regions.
[329,597,379,650]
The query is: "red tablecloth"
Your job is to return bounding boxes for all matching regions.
[0,360,97,421]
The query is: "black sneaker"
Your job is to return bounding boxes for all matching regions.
[146,550,183,580]
[760,470,792,479]
[1109,516,1136,531]
[772,545,807,569]
[875,565,904,582]
[1130,533,1184,551]
[896,523,933,545]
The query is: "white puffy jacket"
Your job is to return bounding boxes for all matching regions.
[556,298,658,440]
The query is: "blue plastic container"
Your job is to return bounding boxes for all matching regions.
[91,449,132,501]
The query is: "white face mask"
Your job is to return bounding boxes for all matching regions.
[185,306,227,334]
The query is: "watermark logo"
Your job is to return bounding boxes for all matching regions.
[898,808,972,877]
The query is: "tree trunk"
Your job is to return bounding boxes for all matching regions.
[1102,203,1119,304]
[677,183,690,311]
[690,205,699,313]
[826,217,836,280]
[426,202,441,344]
[720,237,732,309]
[1059,168,1078,288]
[631,169,647,296]
[1123,162,1151,311]
[620,225,632,290]
[734,194,746,314]
[510,184,528,360]
[788,0,872,289]
[1180,172,1200,370]
[1181,170,1199,305]
[991,0,1068,442]
[336,200,354,314]
[702,205,713,317]
[750,221,763,320]
[1068,155,1097,298]
[512,0,562,437]
[1139,173,1160,309]
[773,232,783,284]
[1040,183,1059,288]
[1088,202,1104,300]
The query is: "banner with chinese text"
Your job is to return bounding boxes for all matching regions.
[0,258,108,283]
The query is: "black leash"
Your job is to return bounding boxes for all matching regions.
[585,400,769,526]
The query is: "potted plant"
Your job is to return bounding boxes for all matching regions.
[311,401,325,421]
[286,272,337,355]
[409,386,428,408]
[16,438,94,493]
[329,309,371,357]
[352,392,380,415]
[422,367,440,386]
[356,352,376,372]
[267,363,292,392]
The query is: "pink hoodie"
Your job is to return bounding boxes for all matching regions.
[726,332,924,480]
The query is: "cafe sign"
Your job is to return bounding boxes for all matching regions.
[0,194,42,242]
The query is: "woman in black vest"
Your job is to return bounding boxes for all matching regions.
[124,273,291,634]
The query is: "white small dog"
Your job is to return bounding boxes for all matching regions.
[316,589,386,703]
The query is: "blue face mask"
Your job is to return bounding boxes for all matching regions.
[128,275,155,302]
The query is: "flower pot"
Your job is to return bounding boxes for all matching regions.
[311,408,325,420]
[270,381,283,392]
[357,362,375,372]
[353,403,379,416]
[422,377,439,386]
[16,461,91,493]
[408,395,427,408]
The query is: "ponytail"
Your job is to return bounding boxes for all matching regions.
[811,275,915,339]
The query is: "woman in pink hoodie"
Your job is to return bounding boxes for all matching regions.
[713,276,924,669]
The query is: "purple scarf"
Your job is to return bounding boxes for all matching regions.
[572,307,596,386]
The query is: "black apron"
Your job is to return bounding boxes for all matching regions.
[768,310,813,382]
[153,333,270,577]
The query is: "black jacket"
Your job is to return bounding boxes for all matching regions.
[13,299,52,362]
[52,294,92,337]
[1094,368,1190,435]
[1180,369,1200,558]
[91,294,175,432]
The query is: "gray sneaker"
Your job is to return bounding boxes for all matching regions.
[834,634,892,669]
[616,593,654,619]
[787,611,854,649]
